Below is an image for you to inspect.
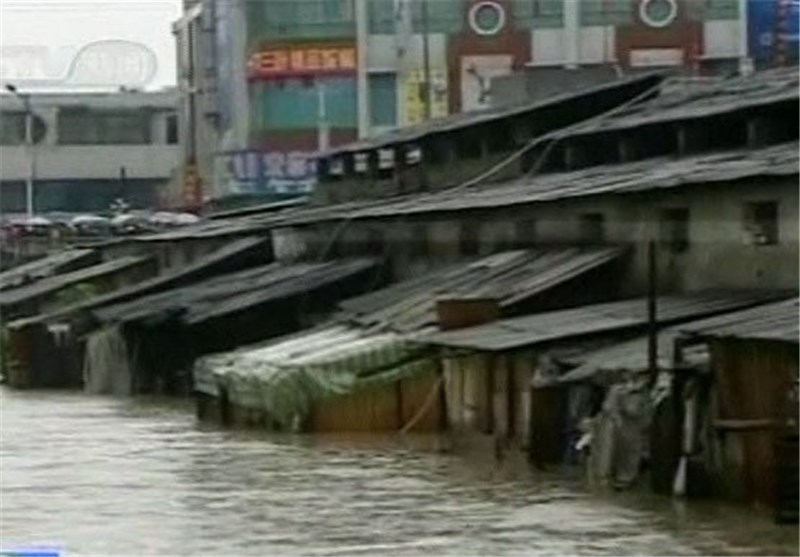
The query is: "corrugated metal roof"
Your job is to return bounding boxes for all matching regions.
[131,219,266,242]
[208,197,310,220]
[0,255,151,307]
[677,297,799,344]
[86,236,270,310]
[421,292,785,352]
[186,258,379,325]
[272,142,798,227]
[555,331,696,385]
[339,247,624,333]
[556,295,799,383]
[0,249,97,291]
[6,237,271,329]
[565,68,799,139]
[94,258,379,326]
[321,73,664,157]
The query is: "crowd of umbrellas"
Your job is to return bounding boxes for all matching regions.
[1,211,202,238]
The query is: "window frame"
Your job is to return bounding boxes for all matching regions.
[579,212,606,244]
[743,201,779,246]
[659,207,690,254]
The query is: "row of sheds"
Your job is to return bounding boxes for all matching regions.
[0,218,795,521]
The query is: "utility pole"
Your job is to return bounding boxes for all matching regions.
[355,0,370,138]
[317,82,330,152]
[421,0,432,120]
[737,0,753,75]
[5,84,35,219]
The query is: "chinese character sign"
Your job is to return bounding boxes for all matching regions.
[218,150,317,196]
[248,46,357,79]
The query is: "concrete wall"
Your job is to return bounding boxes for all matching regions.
[1,145,179,182]
[283,175,799,294]
[0,91,178,186]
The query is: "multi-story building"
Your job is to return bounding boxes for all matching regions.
[178,0,797,203]
[0,90,179,214]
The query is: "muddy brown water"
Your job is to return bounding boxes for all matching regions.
[1,388,797,556]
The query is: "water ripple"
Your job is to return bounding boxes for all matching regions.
[1,388,797,557]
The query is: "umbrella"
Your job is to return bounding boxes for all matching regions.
[71,215,110,226]
[22,216,53,227]
[149,212,201,226]
[111,214,145,226]
[172,212,201,225]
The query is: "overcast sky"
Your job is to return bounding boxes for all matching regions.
[1,0,181,91]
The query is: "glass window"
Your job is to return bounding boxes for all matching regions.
[369,73,397,128]
[513,0,564,28]
[515,218,537,248]
[580,0,633,26]
[743,201,779,246]
[249,0,354,41]
[369,0,396,33]
[579,212,606,244]
[688,0,739,21]
[0,111,26,145]
[370,0,462,35]
[660,208,690,253]
[58,109,151,145]
[252,77,358,131]
[166,114,178,145]
[460,221,480,257]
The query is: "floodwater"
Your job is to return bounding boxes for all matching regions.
[1,388,797,557]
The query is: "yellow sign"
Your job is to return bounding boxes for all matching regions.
[248,46,357,79]
[405,69,448,125]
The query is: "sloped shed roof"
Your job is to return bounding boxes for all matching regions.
[421,292,784,352]
[338,247,624,332]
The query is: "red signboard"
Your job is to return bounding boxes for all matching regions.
[247,46,357,80]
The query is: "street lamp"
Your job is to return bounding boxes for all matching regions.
[5,83,36,219]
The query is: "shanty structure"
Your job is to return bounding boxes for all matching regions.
[89,217,271,274]
[675,298,799,522]
[0,249,98,291]
[417,292,784,466]
[195,326,442,433]
[83,258,382,396]
[193,247,629,433]
[3,236,273,389]
[314,73,664,203]
[249,69,798,295]
[0,255,157,322]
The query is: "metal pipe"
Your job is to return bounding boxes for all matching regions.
[317,82,330,152]
[355,0,370,138]
[6,85,36,219]
[421,0,432,120]
[738,0,752,75]
[24,96,34,219]
[563,0,580,70]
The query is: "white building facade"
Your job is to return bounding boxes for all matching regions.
[0,90,179,214]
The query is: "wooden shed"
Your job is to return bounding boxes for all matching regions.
[424,293,785,464]
[676,298,799,522]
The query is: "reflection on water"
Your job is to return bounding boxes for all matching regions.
[1,388,797,556]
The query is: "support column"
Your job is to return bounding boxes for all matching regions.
[355,0,370,139]
[564,0,580,69]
